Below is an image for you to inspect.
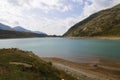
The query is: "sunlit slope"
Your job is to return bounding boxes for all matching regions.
[64,4,120,37]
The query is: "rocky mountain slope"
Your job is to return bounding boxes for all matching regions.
[64,4,120,37]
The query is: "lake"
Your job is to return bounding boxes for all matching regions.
[0,38,120,62]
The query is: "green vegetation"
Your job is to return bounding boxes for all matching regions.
[0,48,76,80]
[64,4,120,37]
[0,29,47,39]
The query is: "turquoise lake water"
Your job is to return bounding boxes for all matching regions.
[0,38,120,61]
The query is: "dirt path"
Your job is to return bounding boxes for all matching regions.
[53,63,99,80]
[41,57,120,80]
[9,62,32,68]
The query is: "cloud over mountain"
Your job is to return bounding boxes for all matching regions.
[0,0,120,35]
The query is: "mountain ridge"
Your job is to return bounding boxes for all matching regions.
[13,26,47,35]
[0,23,47,38]
[0,23,13,31]
[64,4,120,37]
[0,23,46,35]
[0,29,47,38]
[13,26,32,32]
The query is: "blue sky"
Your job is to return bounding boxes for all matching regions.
[0,0,120,35]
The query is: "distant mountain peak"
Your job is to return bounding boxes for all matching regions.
[13,26,31,32]
[13,26,47,35]
[0,23,13,31]
[33,31,47,35]
[0,24,47,38]
[0,23,47,36]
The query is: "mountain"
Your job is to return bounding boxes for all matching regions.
[64,4,120,37]
[0,23,47,38]
[13,26,47,35]
[0,23,13,31]
[33,31,47,35]
[0,29,47,38]
[13,26,32,32]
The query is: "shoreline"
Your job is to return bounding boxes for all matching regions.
[67,36,120,40]
[0,36,120,40]
[41,57,120,80]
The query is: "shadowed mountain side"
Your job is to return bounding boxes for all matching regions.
[0,29,47,39]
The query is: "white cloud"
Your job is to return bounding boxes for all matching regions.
[72,0,83,3]
[20,16,78,35]
[61,5,72,12]
[0,0,120,35]
[7,0,72,12]
[112,0,120,5]
[29,0,62,12]
[0,0,74,35]
[79,0,120,21]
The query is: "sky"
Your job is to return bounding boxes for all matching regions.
[0,0,120,35]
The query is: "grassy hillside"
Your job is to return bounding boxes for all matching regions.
[0,29,47,39]
[64,4,120,37]
[0,48,76,80]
